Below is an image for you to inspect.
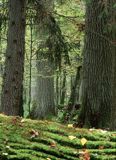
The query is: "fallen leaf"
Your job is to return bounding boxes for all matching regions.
[68,135,76,140]
[6,146,10,149]
[81,138,87,146]
[2,153,8,156]
[79,149,90,160]
[73,151,78,154]
[30,129,39,138]
[99,146,104,149]
[50,140,56,147]
[21,119,25,123]
[68,124,73,128]
[84,151,90,160]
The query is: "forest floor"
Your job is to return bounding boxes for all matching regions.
[0,114,116,160]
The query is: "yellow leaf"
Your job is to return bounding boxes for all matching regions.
[21,119,25,123]
[68,135,76,140]
[50,140,56,147]
[81,138,87,146]
[46,158,51,160]
[73,151,78,154]
[68,124,73,128]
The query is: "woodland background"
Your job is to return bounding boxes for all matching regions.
[0,0,116,159]
[0,0,116,130]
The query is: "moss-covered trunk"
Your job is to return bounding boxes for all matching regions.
[0,114,116,160]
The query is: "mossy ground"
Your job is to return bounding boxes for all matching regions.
[0,114,116,160]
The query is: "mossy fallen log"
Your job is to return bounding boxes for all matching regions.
[0,114,116,160]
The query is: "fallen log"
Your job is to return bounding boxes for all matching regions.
[0,114,116,160]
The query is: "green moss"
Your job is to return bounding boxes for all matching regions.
[0,114,115,160]
[90,154,116,160]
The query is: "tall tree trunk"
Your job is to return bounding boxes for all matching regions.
[110,0,116,131]
[28,12,33,117]
[0,0,26,116]
[111,45,116,130]
[78,0,113,128]
[30,53,55,119]
[30,0,55,119]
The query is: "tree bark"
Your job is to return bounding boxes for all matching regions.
[60,70,67,105]
[111,45,116,130]
[78,0,113,128]
[56,71,60,106]
[0,0,26,116]
[110,0,116,131]
[30,0,56,119]
[68,66,82,112]
[30,53,55,119]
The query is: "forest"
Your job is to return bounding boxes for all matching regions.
[0,0,116,159]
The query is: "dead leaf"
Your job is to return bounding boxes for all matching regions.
[2,153,8,156]
[81,138,87,146]
[73,151,78,154]
[68,135,76,140]
[83,151,90,160]
[99,146,104,150]
[30,129,39,138]
[68,124,73,128]
[6,146,10,149]
[79,149,90,160]
[21,119,25,123]
[50,140,56,148]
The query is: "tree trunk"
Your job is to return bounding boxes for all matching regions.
[30,53,55,119]
[56,71,60,106]
[60,70,67,105]
[0,0,26,116]
[28,13,33,117]
[68,66,82,112]
[110,0,116,131]
[111,46,116,130]
[30,0,56,119]
[78,0,113,128]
